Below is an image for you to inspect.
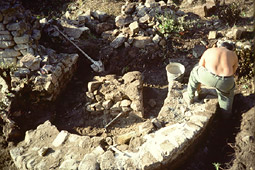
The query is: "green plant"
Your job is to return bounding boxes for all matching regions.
[212,162,221,170]
[156,12,185,37]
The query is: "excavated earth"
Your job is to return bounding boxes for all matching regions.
[0,0,254,170]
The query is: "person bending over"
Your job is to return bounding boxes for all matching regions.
[184,42,238,118]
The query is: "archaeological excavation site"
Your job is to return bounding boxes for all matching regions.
[0,0,254,170]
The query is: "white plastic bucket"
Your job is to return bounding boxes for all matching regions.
[166,62,185,83]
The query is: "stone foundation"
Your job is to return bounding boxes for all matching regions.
[9,81,218,170]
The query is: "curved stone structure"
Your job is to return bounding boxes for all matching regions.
[10,80,218,170]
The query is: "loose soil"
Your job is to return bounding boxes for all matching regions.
[0,0,254,170]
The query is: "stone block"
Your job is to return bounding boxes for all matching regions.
[152,34,162,44]
[115,15,133,28]
[139,14,151,24]
[159,140,177,158]
[2,57,17,67]
[59,159,79,170]
[208,31,217,39]
[91,10,109,22]
[52,130,69,147]
[102,100,113,109]
[14,34,30,44]
[139,150,160,170]
[79,153,100,170]
[0,23,4,31]
[0,40,15,48]
[20,54,41,71]
[99,151,116,170]
[121,99,131,107]
[0,34,12,40]
[0,31,10,35]
[115,131,136,145]
[110,33,127,49]
[133,36,152,48]
[6,21,26,31]
[14,43,29,50]
[129,21,139,35]
[88,81,102,92]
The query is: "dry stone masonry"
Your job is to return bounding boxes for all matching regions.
[9,79,218,170]
[0,0,79,140]
[86,71,144,118]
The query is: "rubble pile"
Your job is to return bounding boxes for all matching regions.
[85,71,144,118]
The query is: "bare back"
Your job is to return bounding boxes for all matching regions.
[199,47,238,76]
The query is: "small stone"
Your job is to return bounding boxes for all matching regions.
[159,39,166,47]
[38,147,49,156]
[129,21,139,35]
[208,31,217,39]
[52,130,69,147]
[0,34,12,41]
[152,34,162,44]
[120,99,131,107]
[151,118,162,129]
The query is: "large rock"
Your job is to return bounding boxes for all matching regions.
[6,21,26,31]
[110,33,127,49]
[63,23,90,39]
[13,34,30,44]
[133,36,152,48]
[115,15,133,28]
[19,53,41,71]
[91,10,109,22]
[0,49,21,57]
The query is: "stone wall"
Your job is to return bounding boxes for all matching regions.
[9,82,218,170]
[0,0,79,140]
[0,0,79,103]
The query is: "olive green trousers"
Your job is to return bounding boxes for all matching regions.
[187,65,235,112]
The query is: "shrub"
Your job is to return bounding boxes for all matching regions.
[156,12,185,37]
